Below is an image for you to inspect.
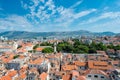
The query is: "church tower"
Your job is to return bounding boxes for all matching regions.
[54,41,57,53]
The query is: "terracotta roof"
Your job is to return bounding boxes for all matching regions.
[67,54,72,58]
[88,61,113,70]
[56,53,62,57]
[19,55,25,59]
[2,58,12,63]
[39,72,48,80]
[77,76,86,80]
[88,69,109,78]
[54,71,66,76]
[35,47,44,51]
[7,70,17,77]
[19,65,28,74]
[17,48,27,53]
[71,70,79,77]
[22,43,33,47]
[9,54,14,59]
[25,43,33,46]
[62,74,71,80]
[19,73,26,79]
[74,61,87,66]
[111,61,120,66]
[0,76,12,80]
[0,46,12,49]
[29,68,38,73]
[62,65,78,71]
[30,58,44,64]
[46,54,56,58]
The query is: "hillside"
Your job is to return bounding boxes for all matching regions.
[0,30,117,39]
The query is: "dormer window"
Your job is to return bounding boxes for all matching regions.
[101,76,105,78]
[62,73,65,75]
[56,76,59,79]
[53,73,55,76]
[88,75,91,77]
[94,75,98,78]
[49,74,52,76]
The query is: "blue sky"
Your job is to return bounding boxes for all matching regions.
[0,0,120,32]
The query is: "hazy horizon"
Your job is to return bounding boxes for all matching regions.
[0,29,119,33]
[0,0,120,32]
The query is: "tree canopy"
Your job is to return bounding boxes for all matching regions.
[39,39,120,54]
[42,47,54,53]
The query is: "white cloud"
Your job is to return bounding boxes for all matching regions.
[21,0,96,25]
[73,9,96,19]
[70,0,83,8]
[80,12,120,24]
[87,18,120,32]
[18,0,97,31]
[55,9,97,26]
[0,15,34,31]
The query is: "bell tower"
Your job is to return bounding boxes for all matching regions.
[54,42,57,53]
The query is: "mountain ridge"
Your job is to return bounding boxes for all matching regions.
[0,30,117,39]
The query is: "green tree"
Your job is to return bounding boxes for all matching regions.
[33,44,39,49]
[73,40,82,48]
[96,42,107,51]
[73,45,89,53]
[114,45,120,50]
[42,47,54,53]
[88,48,96,53]
[107,44,114,49]
[57,41,73,53]
[17,45,22,49]
[40,42,53,46]
[13,55,20,59]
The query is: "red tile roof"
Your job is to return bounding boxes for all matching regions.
[88,61,113,70]
[39,72,48,80]
[62,65,78,71]
[36,47,44,51]
[74,61,87,66]
[62,74,71,80]
[0,76,12,80]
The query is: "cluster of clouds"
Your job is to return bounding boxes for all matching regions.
[0,15,33,31]
[21,0,96,25]
[81,12,120,24]
[0,0,120,32]
[78,11,120,32]
[20,0,97,30]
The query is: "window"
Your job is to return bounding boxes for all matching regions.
[49,74,52,76]
[94,75,98,78]
[56,76,59,79]
[88,75,91,77]
[101,76,104,78]
[75,75,78,78]
[62,73,65,75]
